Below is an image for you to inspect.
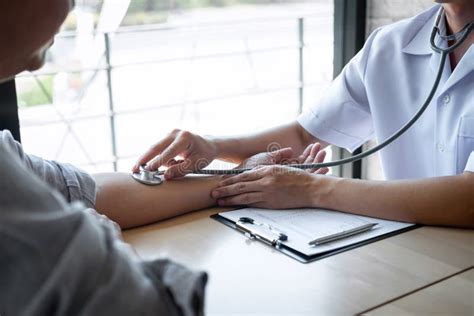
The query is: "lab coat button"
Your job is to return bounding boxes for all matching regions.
[437,142,445,152]
[442,94,450,104]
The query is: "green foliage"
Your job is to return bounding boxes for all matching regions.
[122,11,168,26]
[17,76,54,108]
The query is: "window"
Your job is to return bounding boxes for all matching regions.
[17,0,334,173]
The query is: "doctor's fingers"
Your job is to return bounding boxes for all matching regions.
[212,179,265,199]
[297,142,322,163]
[302,143,321,163]
[133,134,176,172]
[218,168,267,187]
[297,143,315,163]
[161,158,192,179]
[147,137,192,171]
[164,157,201,179]
[217,192,266,207]
[314,150,329,175]
[304,146,326,173]
[164,158,181,167]
[165,149,217,178]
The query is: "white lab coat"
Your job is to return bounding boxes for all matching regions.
[298,5,474,179]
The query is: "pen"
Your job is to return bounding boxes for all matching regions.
[308,223,378,246]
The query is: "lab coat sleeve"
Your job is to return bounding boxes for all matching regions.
[464,151,474,172]
[297,28,381,153]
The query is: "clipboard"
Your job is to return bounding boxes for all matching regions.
[211,208,419,263]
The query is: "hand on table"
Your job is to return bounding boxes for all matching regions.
[212,143,329,209]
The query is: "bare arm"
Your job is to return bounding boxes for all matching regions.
[93,173,221,229]
[94,145,324,229]
[213,121,327,163]
[133,121,327,177]
[317,172,474,228]
[213,166,473,229]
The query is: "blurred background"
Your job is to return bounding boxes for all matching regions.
[16,0,334,173]
[15,0,433,178]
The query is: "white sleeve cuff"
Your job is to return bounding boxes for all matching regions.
[297,109,372,153]
[464,151,474,172]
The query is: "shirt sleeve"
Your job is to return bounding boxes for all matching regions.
[0,130,96,208]
[0,139,207,316]
[297,28,381,153]
[464,151,474,172]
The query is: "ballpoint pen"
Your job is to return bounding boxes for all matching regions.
[308,223,378,246]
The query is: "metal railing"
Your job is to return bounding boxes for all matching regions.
[17,14,332,171]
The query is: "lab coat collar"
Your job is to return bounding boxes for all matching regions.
[402,6,440,56]
[403,6,473,92]
[427,13,474,93]
[442,45,474,92]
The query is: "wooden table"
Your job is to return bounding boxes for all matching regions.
[366,268,474,315]
[124,208,474,315]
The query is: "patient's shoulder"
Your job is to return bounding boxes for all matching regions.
[0,129,27,162]
[0,129,18,149]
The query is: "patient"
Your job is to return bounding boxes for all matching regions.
[1,128,325,229]
[0,1,326,314]
[0,0,326,230]
[95,143,326,228]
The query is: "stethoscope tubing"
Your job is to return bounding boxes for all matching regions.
[197,52,448,175]
[169,7,472,176]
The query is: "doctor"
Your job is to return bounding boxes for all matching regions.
[135,1,474,228]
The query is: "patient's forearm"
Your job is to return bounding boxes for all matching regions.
[93,173,221,229]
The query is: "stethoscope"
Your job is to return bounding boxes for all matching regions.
[133,7,474,185]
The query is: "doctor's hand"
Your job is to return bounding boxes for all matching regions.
[212,144,329,209]
[132,129,219,179]
[238,142,328,170]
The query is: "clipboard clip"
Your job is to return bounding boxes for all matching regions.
[236,217,288,247]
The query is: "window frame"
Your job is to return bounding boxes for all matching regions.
[2,0,367,173]
[332,0,367,178]
[0,79,21,142]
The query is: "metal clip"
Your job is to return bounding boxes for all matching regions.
[235,217,288,246]
[131,165,165,186]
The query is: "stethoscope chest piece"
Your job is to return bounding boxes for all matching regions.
[131,165,165,185]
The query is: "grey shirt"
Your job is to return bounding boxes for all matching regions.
[0,130,207,316]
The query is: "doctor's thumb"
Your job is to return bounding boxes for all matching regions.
[164,160,192,180]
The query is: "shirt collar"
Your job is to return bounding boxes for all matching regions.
[441,44,474,92]
[402,5,443,56]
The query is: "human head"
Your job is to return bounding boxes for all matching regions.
[435,0,474,36]
[434,0,474,17]
[0,0,74,83]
